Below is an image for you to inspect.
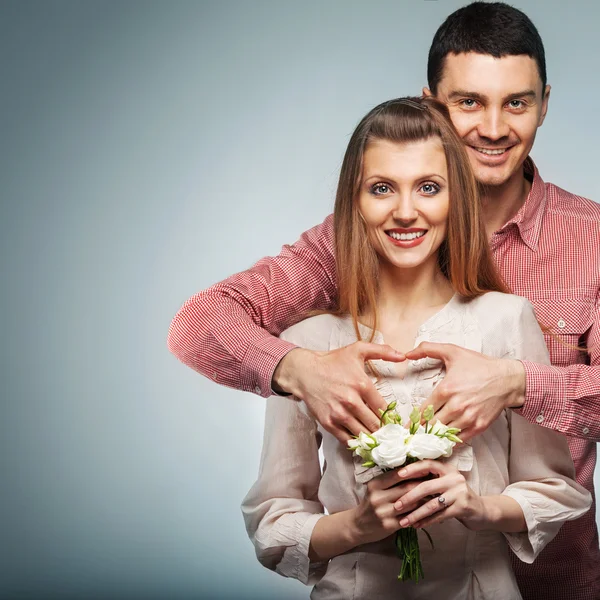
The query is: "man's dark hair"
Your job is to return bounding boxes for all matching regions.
[427,2,547,94]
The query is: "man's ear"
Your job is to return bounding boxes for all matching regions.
[539,84,551,126]
[422,87,433,97]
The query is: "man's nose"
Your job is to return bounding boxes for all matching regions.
[477,108,510,141]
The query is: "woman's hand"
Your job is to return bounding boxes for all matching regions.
[349,467,427,546]
[393,460,487,531]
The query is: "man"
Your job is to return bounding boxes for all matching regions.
[168,3,600,599]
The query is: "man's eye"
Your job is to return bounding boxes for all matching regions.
[461,99,478,108]
[371,183,391,195]
[420,183,440,195]
[508,99,524,109]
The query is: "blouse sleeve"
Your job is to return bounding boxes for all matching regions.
[499,298,592,562]
[241,393,327,585]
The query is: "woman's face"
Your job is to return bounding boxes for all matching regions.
[358,136,450,274]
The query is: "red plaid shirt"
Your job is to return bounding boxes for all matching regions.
[168,158,600,599]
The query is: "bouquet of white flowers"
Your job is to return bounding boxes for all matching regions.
[348,402,462,583]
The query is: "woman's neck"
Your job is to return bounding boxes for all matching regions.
[367,261,454,327]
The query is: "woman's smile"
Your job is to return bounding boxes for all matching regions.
[385,228,428,248]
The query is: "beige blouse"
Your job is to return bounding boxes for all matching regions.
[242,292,591,600]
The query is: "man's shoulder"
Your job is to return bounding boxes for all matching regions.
[279,313,341,349]
[545,182,600,224]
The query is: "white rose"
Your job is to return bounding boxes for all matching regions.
[371,440,408,469]
[407,432,455,460]
[372,423,409,445]
[370,424,410,468]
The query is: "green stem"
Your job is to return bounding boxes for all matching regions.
[395,526,426,582]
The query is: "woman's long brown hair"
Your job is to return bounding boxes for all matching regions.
[333,96,509,342]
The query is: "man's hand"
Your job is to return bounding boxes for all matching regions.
[404,342,526,442]
[272,342,405,442]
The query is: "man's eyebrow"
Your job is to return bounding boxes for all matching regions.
[505,89,537,101]
[446,89,538,102]
[446,90,487,102]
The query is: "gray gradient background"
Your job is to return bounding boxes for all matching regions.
[1,1,598,598]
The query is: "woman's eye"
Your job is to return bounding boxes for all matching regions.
[420,182,440,195]
[371,183,391,195]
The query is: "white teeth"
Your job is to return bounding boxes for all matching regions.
[476,147,507,155]
[388,231,426,241]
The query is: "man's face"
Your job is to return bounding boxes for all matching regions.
[429,53,550,189]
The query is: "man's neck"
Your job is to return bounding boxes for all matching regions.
[480,168,532,239]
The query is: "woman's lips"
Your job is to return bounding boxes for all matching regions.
[385,229,428,248]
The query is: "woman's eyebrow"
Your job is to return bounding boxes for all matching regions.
[363,173,447,183]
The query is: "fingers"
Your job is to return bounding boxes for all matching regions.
[396,459,450,481]
[320,342,406,437]
[357,342,405,363]
[392,462,466,528]
[323,408,374,441]
[395,471,456,511]
[360,378,388,418]
[351,398,382,433]
[399,493,455,529]
[404,341,457,363]
[419,385,445,416]
[451,426,476,443]
[327,425,353,444]
[370,466,417,491]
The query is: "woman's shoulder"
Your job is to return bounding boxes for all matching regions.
[279,313,344,350]
[464,292,536,335]
[466,291,532,318]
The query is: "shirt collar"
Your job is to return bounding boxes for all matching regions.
[496,157,547,251]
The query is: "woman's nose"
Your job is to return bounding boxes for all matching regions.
[392,194,418,223]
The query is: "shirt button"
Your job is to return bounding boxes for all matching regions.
[583,426,590,435]
[212,372,218,381]
[254,385,261,395]
[557,319,566,329]
[535,415,544,424]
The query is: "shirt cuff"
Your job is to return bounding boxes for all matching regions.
[240,335,298,397]
[276,513,327,585]
[515,361,569,430]
[501,488,561,564]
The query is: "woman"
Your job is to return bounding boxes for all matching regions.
[241,97,591,599]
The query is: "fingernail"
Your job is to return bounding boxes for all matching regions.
[399,469,407,477]
[395,501,402,510]
[399,518,409,527]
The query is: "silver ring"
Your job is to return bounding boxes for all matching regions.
[438,495,448,508]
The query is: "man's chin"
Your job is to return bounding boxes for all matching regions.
[475,175,512,188]
[473,165,520,189]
